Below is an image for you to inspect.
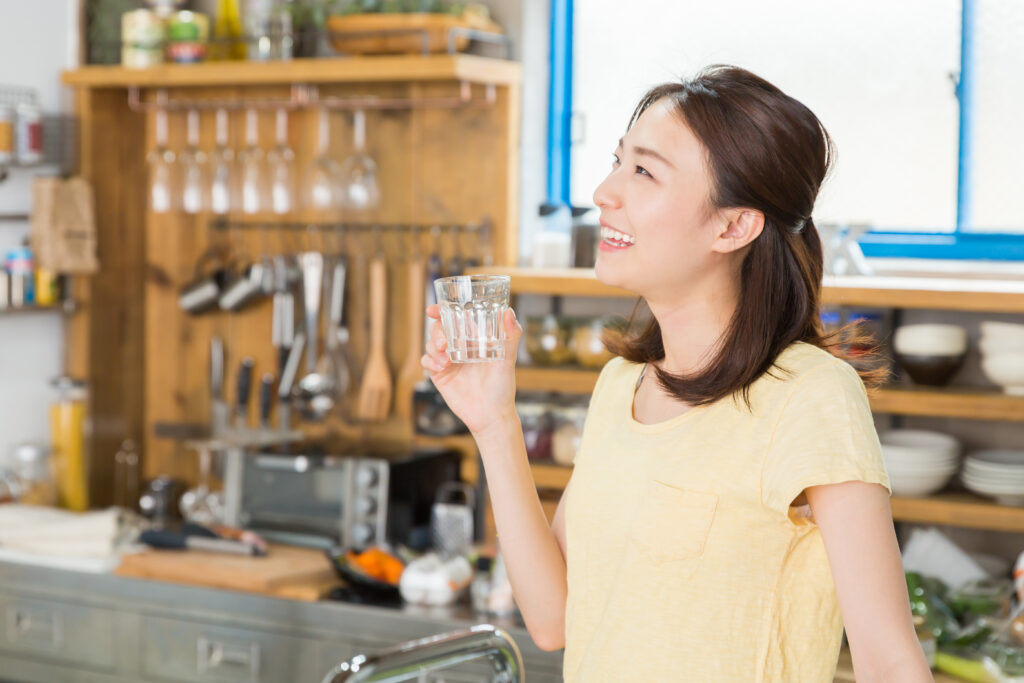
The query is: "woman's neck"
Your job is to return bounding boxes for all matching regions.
[645,271,739,377]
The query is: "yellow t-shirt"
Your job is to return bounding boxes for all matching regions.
[563,342,890,682]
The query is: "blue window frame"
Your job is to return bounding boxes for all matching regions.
[548,0,1024,261]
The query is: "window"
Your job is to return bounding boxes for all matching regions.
[554,0,1024,258]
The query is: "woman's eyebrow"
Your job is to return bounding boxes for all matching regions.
[617,137,676,169]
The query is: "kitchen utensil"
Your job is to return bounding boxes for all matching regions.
[293,252,335,421]
[267,108,295,214]
[434,275,511,363]
[180,109,207,214]
[235,357,255,430]
[209,108,234,215]
[338,109,380,213]
[271,254,295,375]
[147,107,175,213]
[319,255,351,417]
[179,441,223,526]
[430,482,476,559]
[139,528,264,556]
[356,252,392,421]
[237,108,265,214]
[218,259,267,311]
[258,373,274,430]
[305,108,339,212]
[395,251,426,419]
[210,336,229,434]
[277,332,305,431]
[139,476,188,527]
[179,250,229,314]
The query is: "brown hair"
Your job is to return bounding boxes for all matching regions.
[604,65,885,407]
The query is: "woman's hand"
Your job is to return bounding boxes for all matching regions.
[420,304,522,436]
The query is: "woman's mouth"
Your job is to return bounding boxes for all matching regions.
[600,226,635,251]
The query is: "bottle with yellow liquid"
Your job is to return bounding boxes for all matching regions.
[212,0,245,60]
[50,377,89,511]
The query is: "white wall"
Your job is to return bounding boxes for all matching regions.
[0,0,78,464]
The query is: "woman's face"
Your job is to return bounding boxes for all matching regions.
[593,98,724,302]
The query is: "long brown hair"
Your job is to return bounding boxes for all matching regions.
[604,65,884,407]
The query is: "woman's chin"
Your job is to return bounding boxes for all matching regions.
[594,258,631,292]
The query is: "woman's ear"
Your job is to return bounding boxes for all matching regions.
[711,209,764,254]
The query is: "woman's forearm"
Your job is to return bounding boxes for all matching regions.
[474,415,568,651]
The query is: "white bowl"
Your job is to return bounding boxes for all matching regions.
[980,353,1024,395]
[980,321,1024,354]
[963,464,1024,481]
[889,470,955,497]
[893,324,968,357]
[880,429,961,459]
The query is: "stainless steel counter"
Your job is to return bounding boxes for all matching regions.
[0,560,563,682]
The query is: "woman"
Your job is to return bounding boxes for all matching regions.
[422,66,932,682]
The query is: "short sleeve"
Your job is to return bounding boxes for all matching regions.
[760,361,891,514]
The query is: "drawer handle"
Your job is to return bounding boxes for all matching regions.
[6,607,63,648]
[197,636,261,678]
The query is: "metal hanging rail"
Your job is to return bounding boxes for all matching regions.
[208,217,490,234]
[127,82,496,113]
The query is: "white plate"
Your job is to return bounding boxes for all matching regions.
[962,477,1024,495]
[966,449,1024,466]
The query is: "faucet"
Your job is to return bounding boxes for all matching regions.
[320,624,525,683]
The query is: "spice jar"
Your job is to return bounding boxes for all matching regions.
[571,318,615,369]
[525,315,573,366]
[551,403,587,466]
[517,399,553,461]
[10,443,57,506]
[51,377,89,511]
[0,105,14,166]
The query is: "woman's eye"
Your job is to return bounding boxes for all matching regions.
[635,165,651,178]
[611,154,620,167]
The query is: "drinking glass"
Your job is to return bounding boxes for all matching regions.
[237,108,267,214]
[433,275,511,363]
[180,109,208,214]
[209,108,235,215]
[305,108,339,213]
[266,108,295,215]
[147,108,175,213]
[338,109,380,213]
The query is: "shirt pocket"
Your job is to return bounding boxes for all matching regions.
[629,481,718,566]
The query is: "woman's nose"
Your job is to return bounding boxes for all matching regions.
[593,171,622,209]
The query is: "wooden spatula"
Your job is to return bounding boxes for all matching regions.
[394,253,426,419]
[356,253,392,422]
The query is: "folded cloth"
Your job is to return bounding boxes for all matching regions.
[0,504,136,558]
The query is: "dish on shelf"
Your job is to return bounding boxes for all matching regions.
[879,429,961,497]
[980,321,1024,355]
[981,352,1024,396]
[893,324,968,387]
[961,450,1024,506]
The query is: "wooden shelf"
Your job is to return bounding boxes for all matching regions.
[531,462,572,489]
[517,368,1024,422]
[62,55,520,88]
[890,493,1024,533]
[474,266,1024,313]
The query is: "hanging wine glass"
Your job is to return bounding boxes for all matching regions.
[237,108,267,214]
[180,109,208,214]
[304,108,339,214]
[267,108,295,215]
[338,109,380,213]
[209,108,235,216]
[147,108,176,214]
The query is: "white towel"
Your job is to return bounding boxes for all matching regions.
[0,504,134,558]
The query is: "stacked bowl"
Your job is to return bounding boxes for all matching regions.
[892,324,968,387]
[980,322,1024,396]
[879,429,961,497]
[962,450,1024,506]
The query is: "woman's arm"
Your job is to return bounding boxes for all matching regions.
[806,481,934,683]
[473,419,571,651]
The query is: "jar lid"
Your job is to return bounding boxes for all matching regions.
[12,442,49,464]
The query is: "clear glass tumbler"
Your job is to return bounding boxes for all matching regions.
[433,275,511,363]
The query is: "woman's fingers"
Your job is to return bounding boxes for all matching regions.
[429,320,448,352]
[426,304,441,320]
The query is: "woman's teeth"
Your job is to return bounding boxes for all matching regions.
[600,227,635,245]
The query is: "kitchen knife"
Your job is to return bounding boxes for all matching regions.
[210,337,229,435]
[235,357,255,431]
[277,332,305,432]
[139,528,265,556]
[258,373,274,431]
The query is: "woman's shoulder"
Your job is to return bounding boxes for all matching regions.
[763,341,864,395]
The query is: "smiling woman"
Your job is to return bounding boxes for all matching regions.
[421,65,932,683]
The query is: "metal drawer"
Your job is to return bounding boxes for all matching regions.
[0,595,117,670]
[140,614,325,683]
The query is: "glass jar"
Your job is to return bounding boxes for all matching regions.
[571,317,615,369]
[525,314,573,366]
[10,443,57,506]
[517,399,553,461]
[51,377,88,511]
[551,403,587,466]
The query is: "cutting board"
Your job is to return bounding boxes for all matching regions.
[115,543,340,602]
